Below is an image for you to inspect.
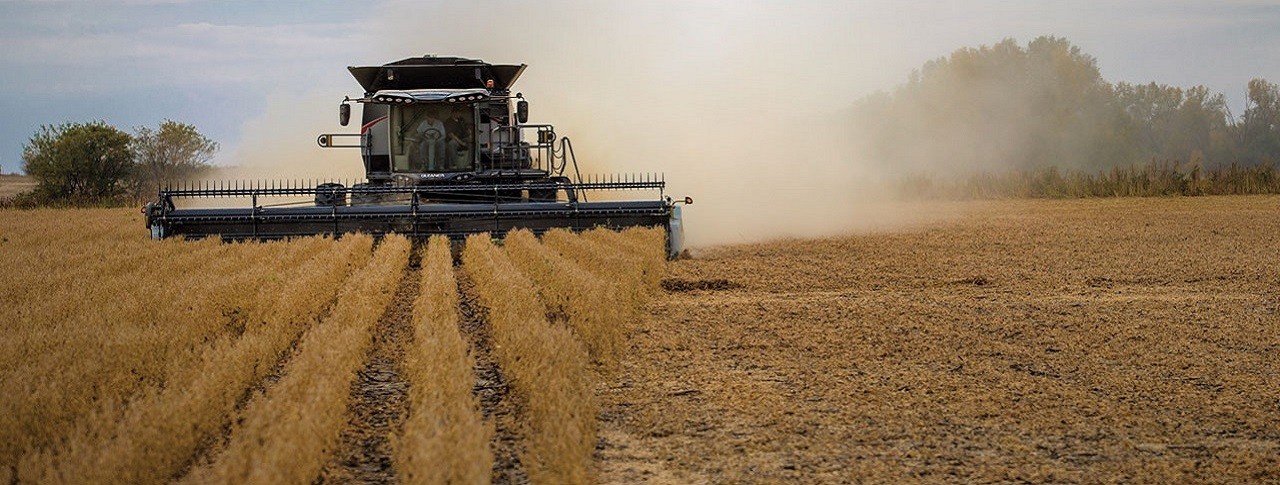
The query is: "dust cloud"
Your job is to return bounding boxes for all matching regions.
[186,90,366,210]
[368,1,949,247]
[215,90,366,182]
[227,2,985,247]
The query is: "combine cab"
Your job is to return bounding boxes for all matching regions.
[144,56,690,257]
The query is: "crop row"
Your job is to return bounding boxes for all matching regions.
[462,233,595,483]
[0,206,665,484]
[458,227,665,484]
[393,236,492,484]
[21,235,375,483]
[0,209,353,478]
[183,235,409,484]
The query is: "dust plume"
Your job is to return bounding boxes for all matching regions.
[368,1,939,247]
[214,90,366,182]
[183,90,367,210]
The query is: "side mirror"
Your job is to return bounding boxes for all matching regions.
[516,100,529,124]
[339,103,351,126]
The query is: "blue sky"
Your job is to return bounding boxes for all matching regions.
[0,0,1277,175]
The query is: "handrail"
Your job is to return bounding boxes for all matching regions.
[316,133,365,148]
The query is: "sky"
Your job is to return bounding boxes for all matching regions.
[1,0,1277,242]
[1,0,1276,175]
[1,0,1277,174]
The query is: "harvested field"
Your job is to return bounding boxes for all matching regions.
[1,195,1276,483]
[0,175,35,200]
[598,195,1280,483]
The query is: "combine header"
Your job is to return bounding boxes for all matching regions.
[144,56,690,257]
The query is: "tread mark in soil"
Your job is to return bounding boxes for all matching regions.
[317,249,420,484]
[456,269,529,485]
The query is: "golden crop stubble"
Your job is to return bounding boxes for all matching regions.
[579,227,666,291]
[19,235,374,484]
[540,228,664,307]
[502,229,626,367]
[393,235,493,485]
[0,208,217,466]
[0,235,309,469]
[462,234,595,485]
[184,235,410,485]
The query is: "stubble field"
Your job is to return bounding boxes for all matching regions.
[0,175,35,200]
[603,195,1280,483]
[0,195,1277,483]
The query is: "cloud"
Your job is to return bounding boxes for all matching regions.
[0,0,196,4]
[0,11,374,94]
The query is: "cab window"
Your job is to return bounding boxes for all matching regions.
[390,104,474,172]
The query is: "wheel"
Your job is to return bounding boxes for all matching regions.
[314,182,346,207]
[350,182,385,206]
[528,178,560,202]
[532,176,577,202]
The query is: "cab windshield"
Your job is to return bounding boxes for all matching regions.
[390,103,474,173]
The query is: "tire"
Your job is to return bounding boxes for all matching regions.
[351,182,383,206]
[314,182,346,207]
[528,179,559,202]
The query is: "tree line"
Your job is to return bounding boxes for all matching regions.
[855,36,1280,176]
[16,120,216,206]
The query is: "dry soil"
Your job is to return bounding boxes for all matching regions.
[597,195,1280,483]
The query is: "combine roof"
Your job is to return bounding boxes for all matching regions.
[348,56,527,94]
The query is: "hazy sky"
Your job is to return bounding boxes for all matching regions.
[0,0,1277,176]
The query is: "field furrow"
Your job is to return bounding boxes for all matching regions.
[317,242,418,483]
[462,234,595,484]
[455,269,527,484]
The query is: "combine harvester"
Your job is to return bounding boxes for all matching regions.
[144,56,690,257]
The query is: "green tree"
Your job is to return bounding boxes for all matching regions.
[21,121,134,201]
[130,120,218,197]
